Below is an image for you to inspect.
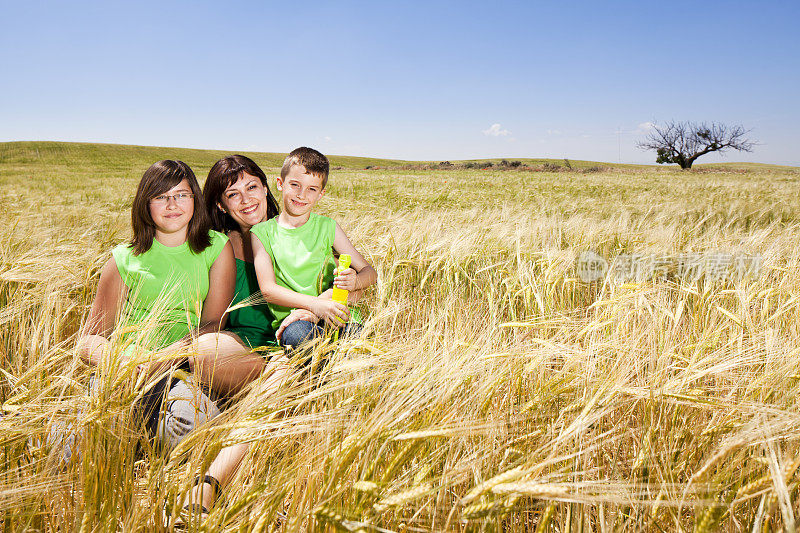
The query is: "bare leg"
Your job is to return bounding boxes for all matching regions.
[189,442,250,511]
[189,332,266,397]
[184,354,292,512]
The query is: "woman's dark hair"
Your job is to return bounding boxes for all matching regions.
[130,160,211,255]
[203,155,280,233]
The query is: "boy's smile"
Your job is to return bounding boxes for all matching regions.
[276,164,325,223]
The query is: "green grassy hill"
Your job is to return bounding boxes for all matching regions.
[3,140,794,174]
[0,140,406,174]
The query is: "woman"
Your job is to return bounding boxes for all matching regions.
[78,160,238,443]
[177,155,325,517]
[202,154,321,359]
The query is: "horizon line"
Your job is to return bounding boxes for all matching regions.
[1,139,797,169]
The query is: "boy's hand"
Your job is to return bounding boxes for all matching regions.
[309,297,349,327]
[276,309,318,341]
[334,268,357,291]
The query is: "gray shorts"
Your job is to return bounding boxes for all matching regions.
[157,374,221,451]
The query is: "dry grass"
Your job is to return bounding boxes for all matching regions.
[2,142,800,531]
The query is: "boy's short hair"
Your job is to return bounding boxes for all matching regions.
[280,147,330,188]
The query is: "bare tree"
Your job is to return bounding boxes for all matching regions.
[637,121,756,169]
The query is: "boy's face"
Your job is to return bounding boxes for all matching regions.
[276,164,325,218]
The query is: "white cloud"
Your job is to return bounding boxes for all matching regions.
[482,123,511,137]
[324,136,332,142]
[547,129,562,136]
[637,122,655,133]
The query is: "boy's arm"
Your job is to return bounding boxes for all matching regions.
[332,222,377,292]
[251,232,349,326]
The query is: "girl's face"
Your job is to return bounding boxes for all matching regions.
[148,178,194,240]
[219,172,269,231]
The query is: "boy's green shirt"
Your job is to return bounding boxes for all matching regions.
[250,214,336,330]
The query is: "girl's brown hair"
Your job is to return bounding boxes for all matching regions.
[130,160,211,255]
[203,155,280,233]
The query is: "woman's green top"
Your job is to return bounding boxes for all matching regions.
[111,231,228,348]
[250,214,336,330]
[227,258,277,348]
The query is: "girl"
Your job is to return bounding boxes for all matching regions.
[78,160,237,442]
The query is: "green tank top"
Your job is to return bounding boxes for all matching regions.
[111,231,228,348]
[250,213,336,330]
[227,258,277,348]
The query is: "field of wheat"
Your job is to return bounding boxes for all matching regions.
[2,141,800,531]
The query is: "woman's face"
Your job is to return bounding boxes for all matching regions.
[219,172,269,231]
[148,178,194,239]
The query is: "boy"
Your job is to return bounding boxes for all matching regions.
[250,147,377,348]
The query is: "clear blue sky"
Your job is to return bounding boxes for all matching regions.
[1,1,798,165]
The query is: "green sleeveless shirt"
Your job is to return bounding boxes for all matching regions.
[227,258,277,348]
[250,214,336,330]
[111,231,228,348]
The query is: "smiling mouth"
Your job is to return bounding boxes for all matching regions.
[240,205,259,215]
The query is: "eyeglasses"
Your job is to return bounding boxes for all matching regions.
[150,193,194,206]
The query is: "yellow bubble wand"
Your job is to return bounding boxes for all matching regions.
[332,254,351,340]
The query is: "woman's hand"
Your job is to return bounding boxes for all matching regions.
[308,297,349,327]
[276,309,318,341]
[135,341,188,381]
[135,359,176,382]
[333,268,357,291]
